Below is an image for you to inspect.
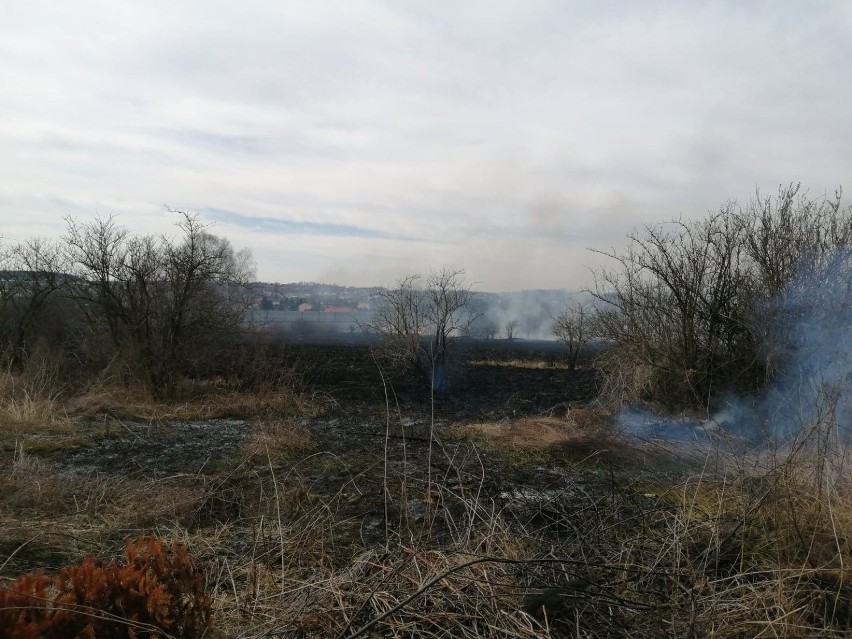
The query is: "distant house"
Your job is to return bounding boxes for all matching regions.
[298,302,313,312]
[324,305,355,314]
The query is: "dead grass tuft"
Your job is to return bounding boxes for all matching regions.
[461,417,579,450]
[453,410,638,469]
[469,358,570,370]
[240,419,313,465]
[68,381,318,422]
[0,364,70,430]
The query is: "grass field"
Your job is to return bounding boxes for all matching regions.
[1,346,849,638]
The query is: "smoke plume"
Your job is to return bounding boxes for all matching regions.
[619,249,851,444]
[726,248,851,440]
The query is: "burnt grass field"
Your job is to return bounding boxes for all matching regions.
[2,338,851,638]
[286,339,599,414]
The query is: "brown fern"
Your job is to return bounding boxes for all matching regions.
[0,537,212,639]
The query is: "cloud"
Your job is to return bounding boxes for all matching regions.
[203,207,418,241]
[1,1,850,290]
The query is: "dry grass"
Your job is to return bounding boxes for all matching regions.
[240,419,313,464]
[67,378,318,422]
[0,361,318,475]
[0,414,558,637]
[458,411,613,451]
[451,410,657,471]
[469,358,571,370]
[224,436,835,637]
[2,382,850,637]
[0,361,80,461]
[0,343,318,430]
[200,442,552,638]
[0,336,844,638]
[0,366,70,428]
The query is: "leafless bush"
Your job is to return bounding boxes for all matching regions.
[63,211,255,399]
[370,267,479,386]
[591,184,851,410]
[552,302,592,371]
[741,183,851,298]
[505,319,519,340]
[0,238,76,369]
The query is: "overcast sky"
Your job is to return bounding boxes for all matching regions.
[2,1,850,291]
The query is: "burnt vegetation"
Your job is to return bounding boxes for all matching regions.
[1,185,851,638]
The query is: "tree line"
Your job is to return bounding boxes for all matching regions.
[372,184,851,414]
[3,184,848,411]
[0,211,255,399]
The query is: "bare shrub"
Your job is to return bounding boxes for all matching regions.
[64,211,255,399]
[370,267,479,386]
[741,183,851,298]
[591,185,851,410]
[505,319,519,340]
[552,302,592,371]
[0,238,72,368]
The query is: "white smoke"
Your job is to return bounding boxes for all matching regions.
[617,249,851,444]
[469,290,594,341]
[720,248,851,440]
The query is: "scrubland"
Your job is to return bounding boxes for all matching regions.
[1,346,849,639]
[1,186,849,636]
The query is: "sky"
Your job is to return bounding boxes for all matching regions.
[1,0,850,291]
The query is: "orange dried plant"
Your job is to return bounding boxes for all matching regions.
[0,537,212,638]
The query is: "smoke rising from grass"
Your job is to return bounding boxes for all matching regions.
[469,290,592,341]
[725,248,851,440]
[617,249,851,444]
